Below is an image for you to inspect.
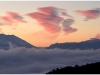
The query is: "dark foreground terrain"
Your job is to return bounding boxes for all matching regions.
[46,61,100,74]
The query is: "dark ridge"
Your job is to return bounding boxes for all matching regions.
[0,34,36,50]
[46,61,100,74]
[47,38,100,50]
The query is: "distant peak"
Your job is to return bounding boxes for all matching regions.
[86,38,100,42]
[90,38,100,40]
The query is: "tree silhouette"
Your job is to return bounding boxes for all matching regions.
[46,61,100,74]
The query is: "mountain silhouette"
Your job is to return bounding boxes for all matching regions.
[46,61,100,74]
[47,38,100,50]
[0,34,36,50]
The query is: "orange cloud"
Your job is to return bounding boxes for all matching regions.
[12,28,16,30]
[0,28,3,33]
[75,8,100,21]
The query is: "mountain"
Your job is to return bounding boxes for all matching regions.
[46,61,100,74]
[47,38,100,50]
[0,34,36,50]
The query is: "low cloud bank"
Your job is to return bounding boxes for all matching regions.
[0,47,100,74]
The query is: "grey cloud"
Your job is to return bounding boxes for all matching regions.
[62,19,75,26]
[61,19,77,34]
[0,47,100,73]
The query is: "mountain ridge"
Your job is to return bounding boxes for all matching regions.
[47,38,100,50]
[0,34,36,50]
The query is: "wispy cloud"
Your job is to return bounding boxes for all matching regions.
[63,26,77,35]
[0,11,27,26]
[0,16,15,25]
[6,11,27,23]
[0,22,4,26]
[27,6,77,39]
[26,6,64,33]
[75,8,100,21]
[62,19,77,34]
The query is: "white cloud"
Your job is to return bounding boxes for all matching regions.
[0,47,100,74]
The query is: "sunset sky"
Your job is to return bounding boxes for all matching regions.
[0,1,100,47]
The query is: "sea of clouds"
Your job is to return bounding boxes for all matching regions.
[0,46,100,74]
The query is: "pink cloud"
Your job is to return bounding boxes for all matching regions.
[40,23,61,33]
[37,6,57,16]
[95,34,100,39]
[26,6,64,34]
[27,6,75,34]
[27,6,77,39]
[75,8,100,21]
[0,11,27,26]
[37,6,67,16]
[6,11,27,23]
[27,12,62,33]
[0,16,15,25]
[0,22,4,26]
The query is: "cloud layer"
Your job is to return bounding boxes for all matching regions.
[0,46,100,74]
[0,7,100,39]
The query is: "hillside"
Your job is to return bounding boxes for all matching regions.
[46,61,100,74]
[0,34,35,50]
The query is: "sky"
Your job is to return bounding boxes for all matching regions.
[0,1,100,47]
[0,1,100,74]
